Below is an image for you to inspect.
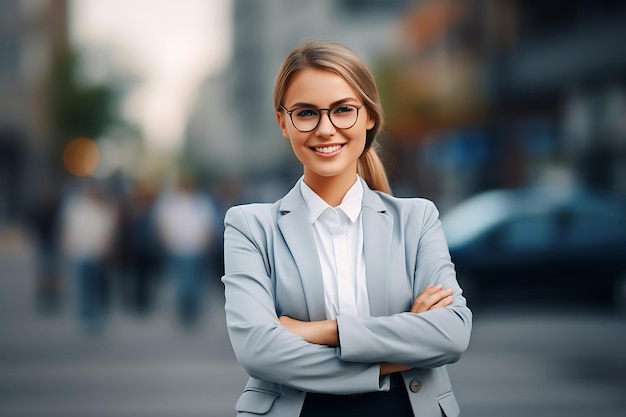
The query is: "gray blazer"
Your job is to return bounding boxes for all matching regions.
[222,178,472,416]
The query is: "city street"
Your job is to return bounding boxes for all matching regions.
[1,239,625,417]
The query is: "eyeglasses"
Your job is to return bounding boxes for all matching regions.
[280,104,363,132]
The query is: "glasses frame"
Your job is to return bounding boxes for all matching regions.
[279,104,363,133]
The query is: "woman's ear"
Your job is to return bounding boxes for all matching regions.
[276,111,289,139]
[366,114,375,131]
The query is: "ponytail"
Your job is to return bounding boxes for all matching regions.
[358,144,391,195]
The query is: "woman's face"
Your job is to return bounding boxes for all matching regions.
[277,68,374,185]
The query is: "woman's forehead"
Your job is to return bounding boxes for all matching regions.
[283,68,359,107]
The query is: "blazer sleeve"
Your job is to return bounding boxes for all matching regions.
[221,206,389,394]
[336,200,472,367]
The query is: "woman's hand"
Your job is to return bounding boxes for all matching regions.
[279,316,339,347]
[410,284,453,314]
[380,284,453,375]
[380,284,453,376]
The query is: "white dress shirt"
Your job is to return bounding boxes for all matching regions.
[300,177,371,320]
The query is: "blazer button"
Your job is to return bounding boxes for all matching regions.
[409,379,422,393]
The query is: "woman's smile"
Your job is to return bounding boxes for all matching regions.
[311,143,345,156]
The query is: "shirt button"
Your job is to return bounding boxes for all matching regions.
[409,379,422,393]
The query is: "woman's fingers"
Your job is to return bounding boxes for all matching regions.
[429,295,453,310]
[410,285,453,313]
[410,284,442,312]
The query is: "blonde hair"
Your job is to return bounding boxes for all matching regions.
[273,40,391,194]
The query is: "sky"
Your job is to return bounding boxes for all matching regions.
[69,0,232,152]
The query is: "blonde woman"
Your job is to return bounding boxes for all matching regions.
[222,40,472,417]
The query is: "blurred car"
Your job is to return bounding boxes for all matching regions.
[440,186,626,311]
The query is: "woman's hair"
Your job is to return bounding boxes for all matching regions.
[273,40,391,194]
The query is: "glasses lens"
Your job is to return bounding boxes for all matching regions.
[329,105,359,129]
[291,108,320,132]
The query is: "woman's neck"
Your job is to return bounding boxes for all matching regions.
[303,170,358,207]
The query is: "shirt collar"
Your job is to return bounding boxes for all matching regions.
[300,176,363,224]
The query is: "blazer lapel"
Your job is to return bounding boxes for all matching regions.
[361,181,392,317]
[277,181,326,321]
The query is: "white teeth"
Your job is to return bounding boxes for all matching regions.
[314,145,342,153]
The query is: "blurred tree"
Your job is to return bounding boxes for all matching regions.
[47,47,117,171]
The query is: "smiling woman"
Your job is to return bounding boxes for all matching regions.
[70,0,231,151]
[221,40,472,417]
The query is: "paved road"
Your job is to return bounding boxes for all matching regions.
[450,306,626,417]
[1,244,625,417]
[0,247,248,417]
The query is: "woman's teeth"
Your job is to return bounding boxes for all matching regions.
[314,145,342,154]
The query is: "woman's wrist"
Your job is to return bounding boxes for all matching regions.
[304,319,338,346]
[380,362,412,375]
[279,316,339,347]
[321,319,338,346]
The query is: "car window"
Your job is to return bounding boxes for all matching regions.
[496,214,556,251]
[564,210,626,246]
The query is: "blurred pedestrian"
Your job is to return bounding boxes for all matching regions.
[28,181,62,312]
[222,40,472,416]
[155,175,219,327]
[117,182,160,315]
[60,180,117,334]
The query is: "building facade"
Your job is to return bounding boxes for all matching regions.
[0,0,68,222]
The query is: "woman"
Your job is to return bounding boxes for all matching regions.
[222,40,472,417]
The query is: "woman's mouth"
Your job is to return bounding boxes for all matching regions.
[311,144,344,154]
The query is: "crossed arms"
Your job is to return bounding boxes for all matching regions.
[222,204,472,395]
[279,283,454,375]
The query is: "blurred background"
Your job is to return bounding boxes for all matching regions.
[1,0,626,416]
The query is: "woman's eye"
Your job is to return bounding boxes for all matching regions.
[295,108,318,118]
[333,105,354,114]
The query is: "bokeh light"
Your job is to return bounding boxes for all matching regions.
[63,137,100,176]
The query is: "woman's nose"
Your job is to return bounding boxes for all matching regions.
[315,110,335,136]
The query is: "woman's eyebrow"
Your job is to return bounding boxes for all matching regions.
[287,97,359,109]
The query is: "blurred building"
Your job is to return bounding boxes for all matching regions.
[185,0,412,198]
[381,0,626,207]
[186,0,626,206]
[0,0,68,223]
